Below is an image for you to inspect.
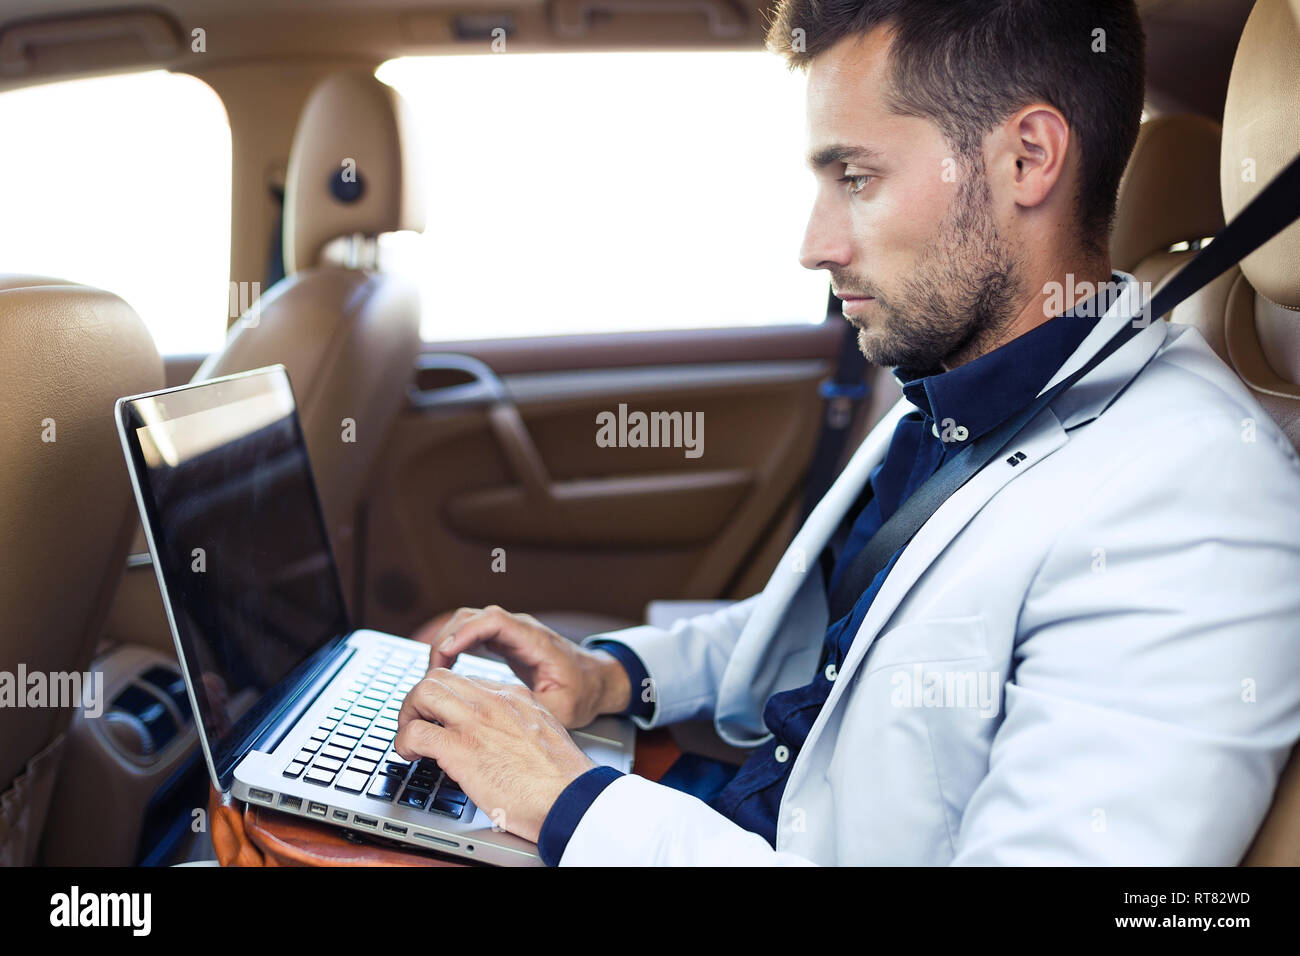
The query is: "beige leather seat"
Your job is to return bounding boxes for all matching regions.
[1163,0,1300,865]
[0,276,163,865]
[193,71,425,606]
[1110,113,1224,312]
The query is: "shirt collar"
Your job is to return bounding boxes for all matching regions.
[893,273,1124,445]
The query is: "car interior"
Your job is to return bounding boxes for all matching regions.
[1,0,1298,867]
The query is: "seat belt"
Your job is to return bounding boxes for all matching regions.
[801,287,871,523]
[828,149,1300,623]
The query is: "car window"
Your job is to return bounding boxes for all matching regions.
[376,52,827,342]
[0,70,231,355]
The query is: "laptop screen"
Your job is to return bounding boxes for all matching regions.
[118,366,351,787]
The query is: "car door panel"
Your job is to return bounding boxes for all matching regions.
[355,324,843,636]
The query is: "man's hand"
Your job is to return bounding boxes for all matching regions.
[410,605,631,728]
[394,670,597,843]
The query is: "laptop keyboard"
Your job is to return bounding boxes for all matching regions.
[281,646,470,821]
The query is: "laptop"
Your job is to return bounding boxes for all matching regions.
[115,364,635,866]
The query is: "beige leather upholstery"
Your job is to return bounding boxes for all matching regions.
[194,71,424,605]
[0,275,163,865]
[1172,0,1300,451]
[1178,0,1300,866]
[1110,113,1224,300]
[284,71,425,277]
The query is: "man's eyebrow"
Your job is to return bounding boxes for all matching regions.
[807,144,884,171]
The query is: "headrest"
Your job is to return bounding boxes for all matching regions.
[1220,0,1300,309]
[1109,114,1223,272]
[284,71,425,275]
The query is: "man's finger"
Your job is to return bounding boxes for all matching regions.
[398,671,477,731]
[428,605,535,671]
[393,718,452,763]
[414,607,479,652]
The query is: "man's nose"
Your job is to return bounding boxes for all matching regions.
[798,195,852,272]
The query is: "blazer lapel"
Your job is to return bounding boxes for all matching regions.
[718,272,1172,750]
[798,271,1173,745]
[713,395,912,745]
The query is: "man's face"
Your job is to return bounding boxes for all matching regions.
[800,28,1024,372]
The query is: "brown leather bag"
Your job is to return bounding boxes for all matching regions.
[209,728,682,866]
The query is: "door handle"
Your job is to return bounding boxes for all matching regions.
[407,353,508,410]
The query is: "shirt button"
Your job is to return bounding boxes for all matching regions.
[774,745,790,764]
[824,663,838,682]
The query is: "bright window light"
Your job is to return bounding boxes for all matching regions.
[376,52,827,341]
[0,70,232,355]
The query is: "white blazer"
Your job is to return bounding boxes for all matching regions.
[565,271,1300,865]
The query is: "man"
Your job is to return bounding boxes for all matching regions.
[394,0,1300,864]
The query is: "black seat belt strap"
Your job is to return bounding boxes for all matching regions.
[827,149,1300,623]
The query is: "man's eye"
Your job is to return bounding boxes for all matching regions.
[840,174,874,195]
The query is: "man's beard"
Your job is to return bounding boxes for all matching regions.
[840,160,1024,373]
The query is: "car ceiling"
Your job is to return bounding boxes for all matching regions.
[0,0,1260,118]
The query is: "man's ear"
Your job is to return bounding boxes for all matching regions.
[996,104,1071,210]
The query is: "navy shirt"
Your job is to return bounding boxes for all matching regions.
[537,276,1121,864]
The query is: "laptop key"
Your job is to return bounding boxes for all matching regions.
[321,744,353,761]
[429,794,465,818]
[313,756,343,772]
[334,769,370,794]
[355,745,385,762]
[305,767,335,785]
[400,788,429,810]
[283,762,306,778]
[333,726,363,741]
[434,787,467,806]
[367,774,403,801]
[349,758,378,774]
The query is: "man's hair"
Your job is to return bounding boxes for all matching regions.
[766,0,1146,258]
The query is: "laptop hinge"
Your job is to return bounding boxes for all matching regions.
[248,640,356,758]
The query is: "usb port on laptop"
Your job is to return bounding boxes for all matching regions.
[383,823,408,836]
[353,815,378,829]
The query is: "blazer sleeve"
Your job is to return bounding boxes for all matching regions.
[557,774,818,866]
[580,595,760,729]
[951,414,1300,865]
